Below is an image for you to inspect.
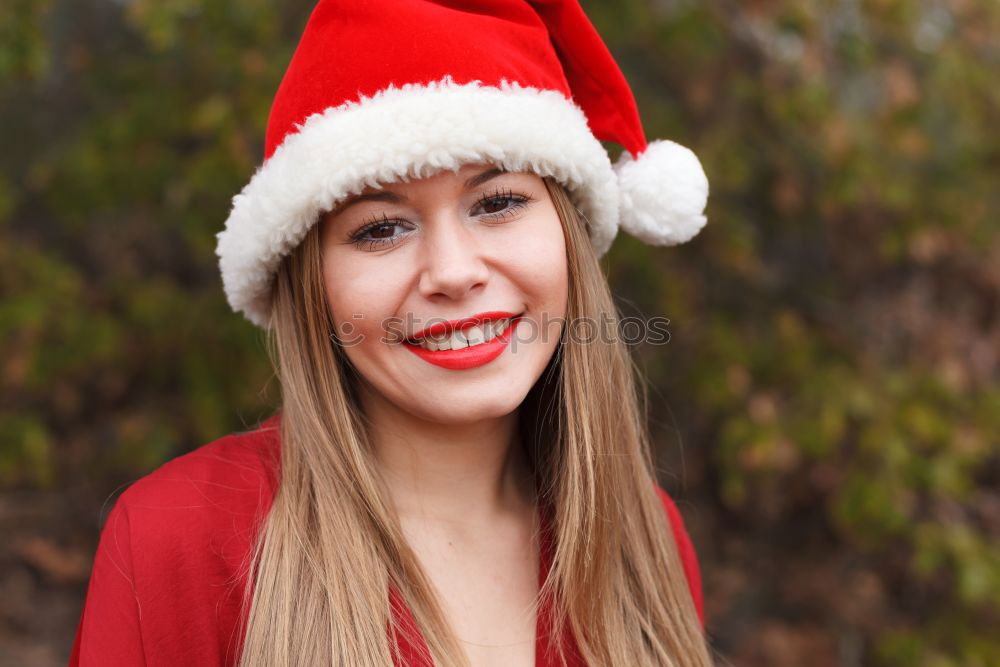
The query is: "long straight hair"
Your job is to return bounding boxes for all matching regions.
[235,175,713,666]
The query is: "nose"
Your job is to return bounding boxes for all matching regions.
[417,214,490,301]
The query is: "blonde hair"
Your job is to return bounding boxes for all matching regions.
[236,175,713,666]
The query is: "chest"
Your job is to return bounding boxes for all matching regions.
[401,515,541,667]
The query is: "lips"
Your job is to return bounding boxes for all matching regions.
[403,313,524,370]
[407,310,520,343]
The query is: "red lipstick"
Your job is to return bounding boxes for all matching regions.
[408,311,517,342]
[403,312,523,370]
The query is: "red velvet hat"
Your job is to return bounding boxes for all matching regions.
[216,0,709,328]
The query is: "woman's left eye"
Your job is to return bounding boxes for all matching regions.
[473,189,531,220]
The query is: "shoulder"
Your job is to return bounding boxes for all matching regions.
[116,413,280,507]
[652,483,706,628]
[105,412,282,564]
[70,413,283,666]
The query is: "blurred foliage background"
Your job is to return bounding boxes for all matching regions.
[0,0,997,665]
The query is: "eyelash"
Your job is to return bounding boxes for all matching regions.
[349,187,533,252]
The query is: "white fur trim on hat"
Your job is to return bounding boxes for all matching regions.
[613,139,709,246]
[215,76,619,329]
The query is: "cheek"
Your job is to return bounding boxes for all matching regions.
[502,210,568,313]
[322,254,404,344]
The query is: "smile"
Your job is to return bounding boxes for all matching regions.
[403,312,524,370]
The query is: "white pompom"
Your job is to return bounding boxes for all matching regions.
[613,139,709,246]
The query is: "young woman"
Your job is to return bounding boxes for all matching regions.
[70,1,712,665]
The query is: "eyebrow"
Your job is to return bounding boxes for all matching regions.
[331,167,507,215]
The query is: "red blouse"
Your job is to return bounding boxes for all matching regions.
[69,413,704,666]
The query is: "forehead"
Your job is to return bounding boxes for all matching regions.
[325,164,543,220]
[355,162,530,196]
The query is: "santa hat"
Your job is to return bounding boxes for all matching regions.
[216,0,709,329]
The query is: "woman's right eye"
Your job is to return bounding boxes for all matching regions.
[363,222,398,240]
[350,217,412,251]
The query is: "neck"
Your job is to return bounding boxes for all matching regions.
[359,383,536,528]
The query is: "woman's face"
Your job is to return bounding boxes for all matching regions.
[319,163,568,425]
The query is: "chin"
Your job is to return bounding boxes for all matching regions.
[410,390,527,425]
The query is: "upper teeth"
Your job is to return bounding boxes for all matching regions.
[413,319,511,351]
